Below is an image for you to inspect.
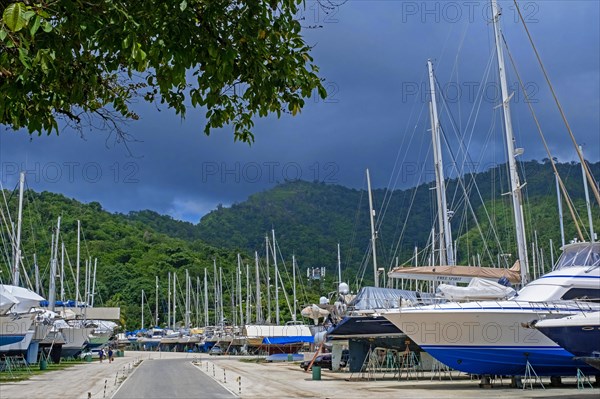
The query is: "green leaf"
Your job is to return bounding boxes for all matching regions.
[30,14,41,36]
[22,10,35,22]
[18,47,30,68]
[180,1,188,11]
[3,2,28,32]
[0,29,7,41]
[42,20,52,33]
[122,35,131,49]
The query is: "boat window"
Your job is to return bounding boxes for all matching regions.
[555,251,577,269]
[555,244,600,270]
[561,288,600,303]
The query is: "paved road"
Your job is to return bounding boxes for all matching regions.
[113,358,235,399]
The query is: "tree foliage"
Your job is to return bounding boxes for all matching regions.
[0,0,326,142]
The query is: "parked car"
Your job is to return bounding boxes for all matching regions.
[209,346,223,356]
[300,353,347,371]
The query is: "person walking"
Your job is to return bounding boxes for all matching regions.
[108,348,114,363]
[98,349,104,363]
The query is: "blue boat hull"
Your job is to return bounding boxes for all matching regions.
[536,324,600,358]
[421,345,598,376]
[0,334,26,347]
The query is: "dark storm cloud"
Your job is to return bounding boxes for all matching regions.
[1,1,598,222]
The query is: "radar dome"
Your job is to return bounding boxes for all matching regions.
[338,283,349,295]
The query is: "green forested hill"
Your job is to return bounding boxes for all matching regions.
[1,191,246,330]
[196,160,600,280]
[2,160,598,329]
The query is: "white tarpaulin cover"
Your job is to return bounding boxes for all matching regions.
[0,286,19,315]
[437,278,517,301]
[0,284,45,313]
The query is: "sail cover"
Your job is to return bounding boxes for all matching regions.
[387,261,521,284]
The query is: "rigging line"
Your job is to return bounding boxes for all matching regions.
[450,53,496,211]
[380,98,429,236]
[24,183,38,256]
[439,49,494,187]
[513,0,600,207]
[448,14,472,137]
[354,231,373,290]
[344,187,364,273]
[64,246,75,300]
[501,31,586,242]
[436,66,507,255]
[0,204,15,273]
[273,241,294,317]
[433,52,494,214]
[0,183,17,261]
[387,145,433,269]
[26,190,49,247]
[386,105,431,261]
[272,239,294,319]
[384,102,429,260]
[376,68,429,231]
[435,78,508,265]
[293,257,309,308]
[0,220,12,276]
[356,240,371,290]
[436,9,460,71]
[439,124,504,266]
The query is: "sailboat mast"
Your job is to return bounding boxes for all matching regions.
[337,243,342,284]
[12,171,25,286]
[292,255,297,322]
[579,146,595,242]
[427,59,454,266]
[265,235,271,323]
[237,254,243,327]
[84,258,89,306]
[555,175,566,247]
[255,251,261,323]
[196,276,200,328]
[48,226,57,311]
[155,276,159,327]
[172,272,177,328]
[49,217,61,311]
[34,253,40,294]
[366,169,379,287]
[246,263,250,326]
[76,220,81,304]
[492,0,529,284]
[204,268,208,327]
[185,269,190,328]
[141,289,145,329]
[60,243,65,301]
[91,258,97,307]
[168,272,171,329]
[213,259,218,326]
[272,229,280,325]
[219,266,223,326]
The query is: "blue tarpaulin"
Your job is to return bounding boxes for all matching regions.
[262,336,314,345]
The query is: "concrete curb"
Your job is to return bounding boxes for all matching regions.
[109,357,144,399]
[192,359,239,397]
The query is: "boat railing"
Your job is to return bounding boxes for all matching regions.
[392,297,600,315]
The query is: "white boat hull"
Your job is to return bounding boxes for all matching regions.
[384,301,598,376]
